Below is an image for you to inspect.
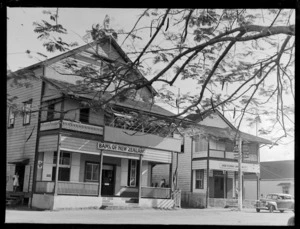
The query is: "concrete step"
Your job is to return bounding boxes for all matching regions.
[6,199,21,206]
[100,204,141,210]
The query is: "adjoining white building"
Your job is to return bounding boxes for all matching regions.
[244,160,294,199]
[152,110,273,208]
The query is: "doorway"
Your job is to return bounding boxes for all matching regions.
[213,170,225,198]
[15,164,25,192]
[101,165,115,196]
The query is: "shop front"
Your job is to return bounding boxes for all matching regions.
[192,159,260,207]
[31,133,179,210]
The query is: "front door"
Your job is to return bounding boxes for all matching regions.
[15,164,25,192]
[214,176,224,198]
[101,165,114,196]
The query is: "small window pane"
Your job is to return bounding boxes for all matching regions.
[129,160,137,187]
[85,162,99,182]
[195,169,204,189]
[23,100,32,125]
[8,107,15,128]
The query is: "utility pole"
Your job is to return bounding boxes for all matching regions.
[238,137,243,211]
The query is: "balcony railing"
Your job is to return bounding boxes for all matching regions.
[40,120,103,135]
[105,114,175,138]
[35,181,55,193]
[57,181,99,195]
[141,187,171,199]
[35,181,99,195]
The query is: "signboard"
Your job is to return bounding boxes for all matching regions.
[97,142,145,154]
[210,160,260,173]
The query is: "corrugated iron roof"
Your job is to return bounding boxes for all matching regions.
[42,77,178,118]
[185,111,272,144]
[245,160,294,179]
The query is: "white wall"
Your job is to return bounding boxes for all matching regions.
[42,151,54,181]
[120,158,128,186]
[70,153,80,182]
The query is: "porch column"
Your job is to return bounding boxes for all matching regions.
[54,134,61,195]
[98,150,103,197]
[169,153,173,192]
[256,173,260,200]
[138,154,143,201]
[206,139,210,208]
[54,96,64,196]
[225,171,227,199]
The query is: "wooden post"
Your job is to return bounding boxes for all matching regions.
[169,153,173,192]
[31,80,46,206]
[98,150,103,197]
[54,134,61,195]
[257,144,260,200]
[190,137,193,192]
[138,154,143,201]
[54,96,64,196]
[238,137,243,211]
[257,173,260,199]
[206,139,210,208]
[176,152,178,190]
[225,171,227,199]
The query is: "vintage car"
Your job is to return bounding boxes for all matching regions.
[255,193,294,213]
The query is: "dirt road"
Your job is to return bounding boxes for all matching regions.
[5,207,294,225]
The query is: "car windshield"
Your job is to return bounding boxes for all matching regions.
[266,195,272,199]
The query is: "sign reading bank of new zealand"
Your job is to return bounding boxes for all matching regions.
[97,142,145,154]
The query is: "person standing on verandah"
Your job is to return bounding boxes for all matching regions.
[13,172,19,192]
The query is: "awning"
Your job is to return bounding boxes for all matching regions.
[8,158,30,165]
[186,126,273,145]
[277,182,292,186]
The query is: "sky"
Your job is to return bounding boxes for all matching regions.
[7,7,295,162]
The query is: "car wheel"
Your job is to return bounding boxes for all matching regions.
[269,205,274,213]
[280,210,284,213]
[256,208,260,212]
[287,216,294,225]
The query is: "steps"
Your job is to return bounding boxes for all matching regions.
[100,197,141,210]
[6,192,25,206]
[6,196,22,206]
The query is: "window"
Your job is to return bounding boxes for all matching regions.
[47,103,55,120]
[282,186,290,194]
[85,162,99,182]
[128,160,138,187]
[8,107,15,128]
[52,151,71,181]
[194,137,208,152]
[23,100,32,125]
[79,108,90,123]
[53,151,71,165]
[52,167,70,181]
[225,142,234,152]
[181,142,184,153]
[195,169,204,189]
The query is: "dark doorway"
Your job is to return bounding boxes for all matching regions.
[214,176,224,198]
[15,164,25,192]
[101,165,115,196]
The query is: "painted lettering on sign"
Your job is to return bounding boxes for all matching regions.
[97,142,145,154]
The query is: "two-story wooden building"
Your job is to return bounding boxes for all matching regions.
[7,37,182,210]
[153,110,273,208]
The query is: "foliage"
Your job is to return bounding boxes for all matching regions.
[8,8,295,145]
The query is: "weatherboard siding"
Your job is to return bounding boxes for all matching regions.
[7,68,43,192]
[177,136,192,192]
